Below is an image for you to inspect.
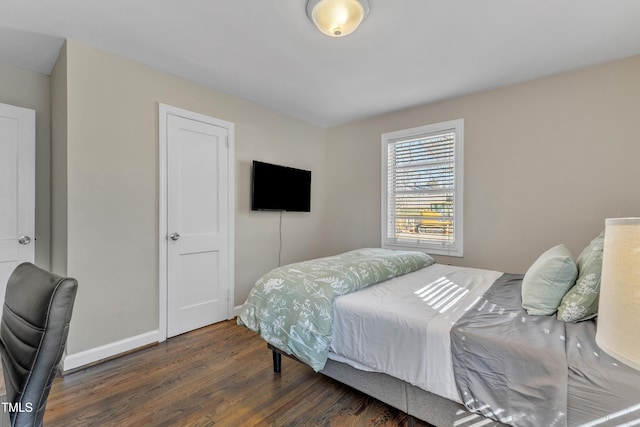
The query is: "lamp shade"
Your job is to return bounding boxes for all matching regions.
[596,217,640,370]
[307,0,370,37]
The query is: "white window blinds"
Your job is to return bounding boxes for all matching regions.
[382,119,463,256]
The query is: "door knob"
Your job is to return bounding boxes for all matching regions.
[18,236,31,245]
[169,232,180,241]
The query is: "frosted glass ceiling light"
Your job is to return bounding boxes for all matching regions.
[307,0,370,37]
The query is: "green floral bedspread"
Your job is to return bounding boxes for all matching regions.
[237,248,434,371]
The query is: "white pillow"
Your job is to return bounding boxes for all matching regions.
[521,244,578,316]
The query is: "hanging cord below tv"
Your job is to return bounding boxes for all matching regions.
[279,210,284,267]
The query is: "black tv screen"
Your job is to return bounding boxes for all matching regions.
[251,161,311,212]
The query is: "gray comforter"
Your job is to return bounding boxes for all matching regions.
[451,274,568,426]
[566,321,640,426]
[450,274,640,427]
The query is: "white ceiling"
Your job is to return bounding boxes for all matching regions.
[1,1,640,127]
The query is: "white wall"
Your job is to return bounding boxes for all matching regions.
[51,41,327,357]
[0,62,51,270]
[325,54,640,274]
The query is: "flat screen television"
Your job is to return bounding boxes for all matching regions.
[251,160,311,212]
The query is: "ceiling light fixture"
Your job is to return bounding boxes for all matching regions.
[306,0,370,38]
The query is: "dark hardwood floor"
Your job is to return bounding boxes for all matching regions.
[45,320,434,426]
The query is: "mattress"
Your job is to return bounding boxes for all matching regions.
[328,263,502,403]
[252,254,640,426]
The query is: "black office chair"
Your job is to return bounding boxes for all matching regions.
[0,263,78,427]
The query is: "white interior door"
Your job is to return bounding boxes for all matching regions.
[0,103,35,313]
[164,110,232,338]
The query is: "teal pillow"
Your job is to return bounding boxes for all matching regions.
[522,244,578,315]
[557,232,604,322]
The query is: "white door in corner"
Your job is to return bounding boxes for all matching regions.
[164,108,233,338]
[0,103,35,315]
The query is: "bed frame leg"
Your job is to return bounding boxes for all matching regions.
[272,350,281,373]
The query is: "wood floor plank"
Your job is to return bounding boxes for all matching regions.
[44,320,434,426]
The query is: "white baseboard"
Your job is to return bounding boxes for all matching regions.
[233,304,243,318]
[62,311,246,372]
[62,330,160,372]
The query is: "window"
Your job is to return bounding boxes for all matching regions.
[381,119,464,256]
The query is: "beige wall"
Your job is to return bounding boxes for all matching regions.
[326,55,640,274]
[50,45,68,276]
[53,41,326,354]
[0,62,51,269]
[14,37,640,362]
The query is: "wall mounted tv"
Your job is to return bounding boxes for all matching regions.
[251,160,311,212]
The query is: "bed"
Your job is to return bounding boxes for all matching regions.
[237,247,640,427]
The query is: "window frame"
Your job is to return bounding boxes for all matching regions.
[381,119,464,257]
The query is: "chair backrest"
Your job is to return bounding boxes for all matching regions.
[0,263,78,427]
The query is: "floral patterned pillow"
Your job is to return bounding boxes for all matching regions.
[557,231,604,322]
